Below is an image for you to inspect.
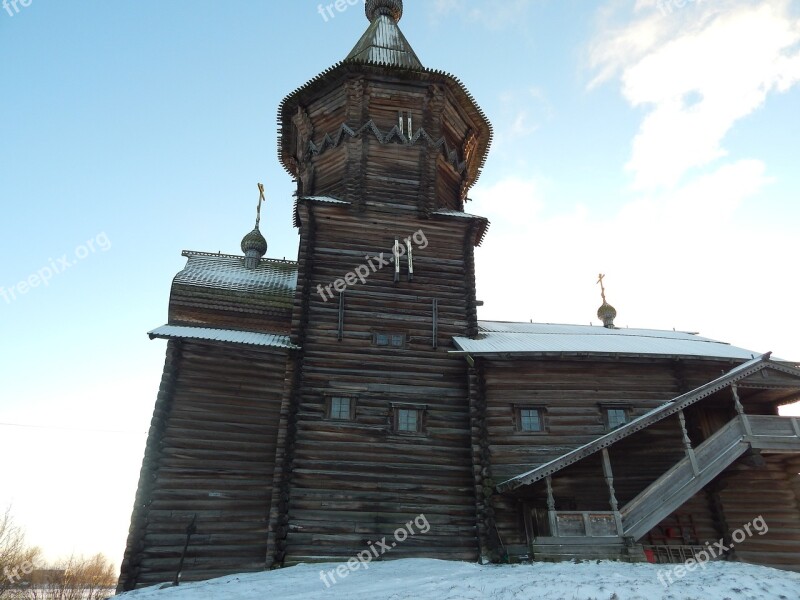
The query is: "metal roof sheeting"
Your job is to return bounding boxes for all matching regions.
[301,196,351,205]
[432,209,486,220]
[175,252,298,297]
[148,325,298,350]
[452,321,761,360]
[346,14,423,69]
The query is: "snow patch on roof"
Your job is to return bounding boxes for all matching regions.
[149,325,297,349]
[451,321,760,360]
[175,252,298,296]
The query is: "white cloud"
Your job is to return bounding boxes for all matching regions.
[470,157,798,359]
[589,0,800,189]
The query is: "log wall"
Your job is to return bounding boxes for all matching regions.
[482,358,738,551]
[273,200,482,564]
[718,456,800,572]
[118,340,289,589]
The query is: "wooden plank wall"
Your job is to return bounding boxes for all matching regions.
[299,76,468,212]
[169,283,293,335]
[483,358,735,551]
[718,456,800,572]
[275,203,481,564]
[119,340,289,589]
[482,358,699,483]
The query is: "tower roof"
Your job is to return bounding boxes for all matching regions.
[346,0,422,69]
[278,0,492,191]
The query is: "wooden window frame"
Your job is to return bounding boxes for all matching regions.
[373,331,407,348]
[513,405,548,434]
[601,404,631,431]
[390,403,427,436]
[326,395,357,421]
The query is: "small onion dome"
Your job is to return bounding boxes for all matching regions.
[241,227,267,256]
[366,0,403,23]
[241,227,267,269]
[597,302,617,329]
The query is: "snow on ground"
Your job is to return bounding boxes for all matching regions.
[118,558,800,600]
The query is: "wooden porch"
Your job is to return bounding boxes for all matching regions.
[497,356,800,563]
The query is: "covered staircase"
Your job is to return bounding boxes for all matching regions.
[621,414,800,540]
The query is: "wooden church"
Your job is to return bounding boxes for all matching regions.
[118,0,800,590]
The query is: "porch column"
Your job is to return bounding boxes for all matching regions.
[678,410,700,476]
[731,383,753,436]
[601,448,624,536]
[545,476,558,537]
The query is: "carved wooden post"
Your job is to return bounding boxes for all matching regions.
[602,448,624,536]
[731,383,752,436]
[546,476,558,537]
[678,410,700,476]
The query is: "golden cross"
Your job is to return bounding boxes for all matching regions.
[597,273,607,303]
[256,183,266,228]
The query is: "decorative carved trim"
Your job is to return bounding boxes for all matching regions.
[303,120,468,177]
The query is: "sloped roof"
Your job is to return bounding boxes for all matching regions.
[497,354,800,493]
[346,12,422,69]
[174,251,298,297]
[431,209,490,246]
[452,321,761,361]
[148,325,297,350]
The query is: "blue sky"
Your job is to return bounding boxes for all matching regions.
[1,0,798,569]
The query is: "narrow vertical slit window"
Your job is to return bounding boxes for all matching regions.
[337,291,345,341]
[432,298,439,349]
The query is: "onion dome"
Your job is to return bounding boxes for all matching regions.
[596,273,617,329]
[597,302,617,329]
[242,183,268,269]
[366,0,403,23]
[241,227,267,256]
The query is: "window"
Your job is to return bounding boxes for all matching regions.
[605,407,629,430]
[391,403,426,434]
[397,409,419,432]
[328,396,354,421]
[520,408,543,432]
[514,406,547,433]
[374,332,405,348]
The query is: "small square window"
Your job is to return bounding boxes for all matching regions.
[605,408,628,430]
[391,405,427,434]
[374,332,406,348]
[514,406,547,433]
[520,408,543,432]
[397,409,419,432]
[329,397,353,421]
